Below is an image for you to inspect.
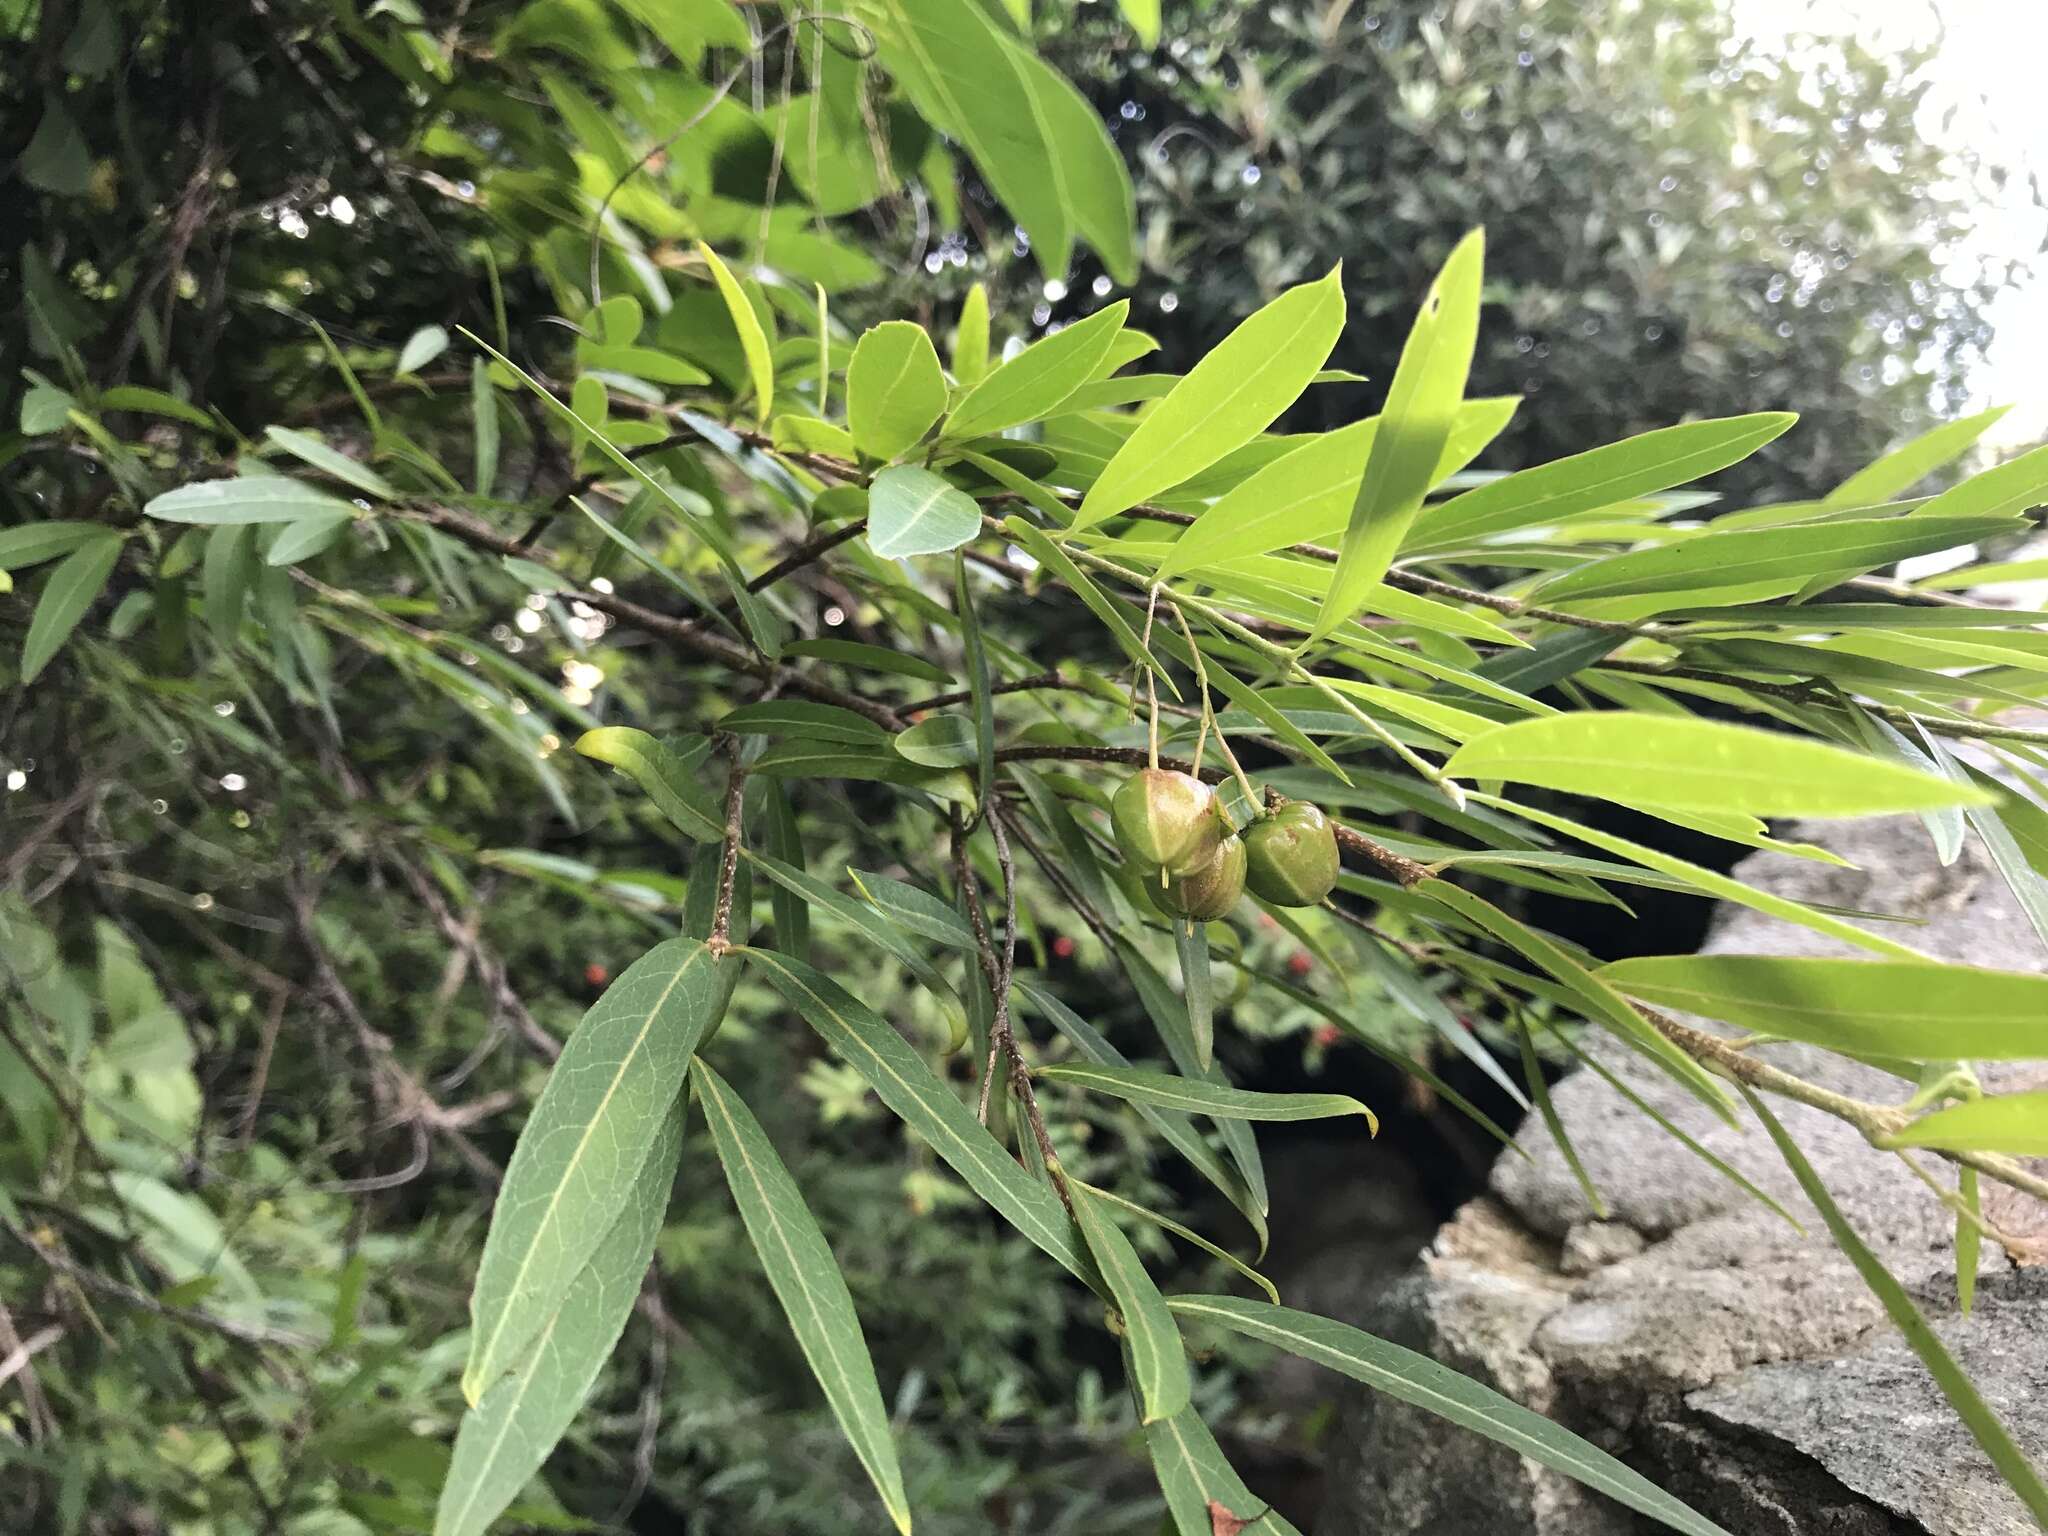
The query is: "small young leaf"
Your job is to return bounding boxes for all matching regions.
[867,465,981,559]
[395,324,451,376]
[848,320,948,460]
[696,1062,911,1534]
[1069,1183,1191,1425]
[952,281,990,387]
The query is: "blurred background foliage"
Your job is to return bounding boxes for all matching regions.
[0,0,2032,1532]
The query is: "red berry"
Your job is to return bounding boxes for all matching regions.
[1051,934,1077,959]
[1287,951,1313,977]
[584,962,609,986]
[1313,1023,1341,1047]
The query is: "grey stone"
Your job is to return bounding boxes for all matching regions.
[1318,814,2048,1535]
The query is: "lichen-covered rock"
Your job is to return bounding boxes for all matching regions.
[1320,812,2048,1536]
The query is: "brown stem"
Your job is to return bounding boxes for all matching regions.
[707,752,748,956]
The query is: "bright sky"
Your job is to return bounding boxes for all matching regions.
[1729,0,2048,444]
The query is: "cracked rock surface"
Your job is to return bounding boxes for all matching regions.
[1319,814,2048,1535]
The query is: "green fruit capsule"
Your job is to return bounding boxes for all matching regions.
[1243,802,1340,907]
[1148,833,1246,922]
[1111,768,1217,872]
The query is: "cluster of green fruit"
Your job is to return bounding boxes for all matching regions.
[1110,768,1339,920]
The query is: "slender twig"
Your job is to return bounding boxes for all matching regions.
[904,671,1069,715]
[707,751,749,956]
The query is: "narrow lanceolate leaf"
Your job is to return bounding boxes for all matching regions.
[1914,441,2048,522]
[21,534,122,684]
[696,242,775,423]
[263,426,398,500]
[1446,714,1988,819]
[868,466,981,559]
[720,700,890,747]
[1069,1184,1191,1425]
[1317,230,1484,638]
[1000,517,1173,690]
[576,727,725,841]
[1822,405,2010,509]
[1413,413,1798,550]
[1534,515,2018,605]
[1146,1403,1306,1536]
[1169,1296,1734,1536]
[1516,1019,1607,1219]
[1076,269,1346,528]
[264,512,353,566]
[944,301,1127,441]
[847,320,947,459]
[1745,1093,2048,1528]
[1421,880,1736,1126]
[471,358,500,497]
[0,521,113,570]
[1016,982,1268,1252]
[435,1098,682,1536]
[1036,1062,1376,1130]
[1884,1093,2048,1156]
[1595,955,2048,1062]
[747,949,1092,1282]
[463,939,733,1403]
[1005,40,1140,286]
[144,477,358,525]
[696,1062,911,1534]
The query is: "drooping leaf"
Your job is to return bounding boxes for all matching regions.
[462,939,733,1403]
[1076,270,1346,528]
[746,949,1091,1283]
[867,465,982,560]
[435,1097,683,1536]
[1069,1183,1191,1424]
[954,551,997,805]
[1317,230,1485,636]
[1745,1092,2048,1527]
[21,534,123,684]
[1168,1295,1734,1536]
[471,358,500,497]
[1596,954,2048,1062]
[1035,1062,1376,1129]
[1145,1403,1304,1536]
[696,1062,911,1534]
[1446,713,1987,819]
[848,321,948,460]
[576,727,725,841]
[1173,919,1214,1072]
